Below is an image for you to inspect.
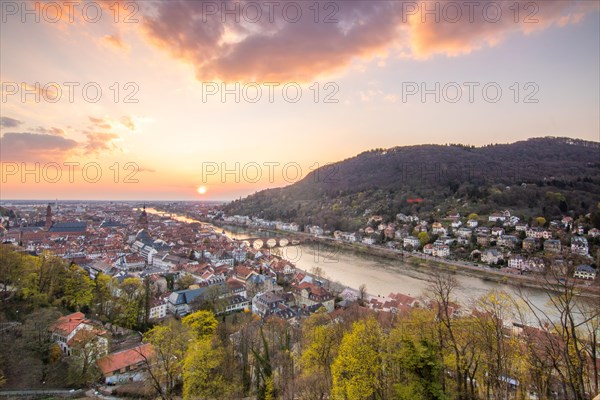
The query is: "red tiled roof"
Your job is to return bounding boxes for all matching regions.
[51,312,86,336]
[97,344,153,375]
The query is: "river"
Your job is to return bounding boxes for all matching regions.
[143,208,591,319]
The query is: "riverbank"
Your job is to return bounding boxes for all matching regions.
[146,207,600,300]
[211,220,600,299]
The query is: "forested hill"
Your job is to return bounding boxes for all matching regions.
[224,137,600,231]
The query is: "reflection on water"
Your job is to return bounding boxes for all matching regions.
[143,208,591,319]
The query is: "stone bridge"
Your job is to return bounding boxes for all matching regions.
[238,237,302,249]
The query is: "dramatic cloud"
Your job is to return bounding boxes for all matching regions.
[140,1,405,82]
[0,132,78,162]
[0,117,23,128]
[132,0,597,82]
[405,1,599,58]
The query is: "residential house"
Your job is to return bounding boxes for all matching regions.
[515,223,528,232]
[489,213,506,222]
[526,227,552,240]
[362,236,376,245]
[423,244,434,255]
[588,228,600,238]
[246,274,278,299]
[294,282,335,312]
[481,249,503,264]
[232,248,247,262]
[477,235,491,247]
[561,216,574,228]
[394,229,408,240]
[508,255,525,270]
[148,298,167,320]
[524,258,545,273]
[432,222,446,235]
[544,239,562,253]
[467,219,479,228]
[167,287,212,316]
[215,295,250,315]
[491,227,504,237]
[403,236,420,249]
[456,228,473,239]
[252,291,286,318]
[97,343,153,385]
[50,312,108,357]
[571,236,589,256]
[433,241,450,257]
[573,265,596,280]
[498,235,519,249]
[522,238,539,252]
[476,226,491,236]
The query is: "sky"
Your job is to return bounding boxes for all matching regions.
[1,0,599,201]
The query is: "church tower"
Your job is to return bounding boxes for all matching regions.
[45,204,53,230]
[137,204,148,229]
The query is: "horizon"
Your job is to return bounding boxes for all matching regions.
[1,1,599,201]
[1,135,599,202]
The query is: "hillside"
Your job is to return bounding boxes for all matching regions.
[224,137,600,231]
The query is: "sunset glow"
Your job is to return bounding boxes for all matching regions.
[1,1,598,201]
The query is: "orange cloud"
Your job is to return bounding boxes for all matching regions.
[83,132,120,155]
[406,1,598,58]
[102,34,130,52]
[130,0,597,82]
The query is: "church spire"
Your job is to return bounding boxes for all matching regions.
[45,204,52,230]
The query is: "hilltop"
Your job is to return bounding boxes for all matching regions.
[224,137,600,231]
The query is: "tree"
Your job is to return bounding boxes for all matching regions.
[515,274,599,400]
[176,274,196,290]
[299,311,343,399]
[59,264,93,310]
[358,284,368,306]
[418,232,430,247]
[142,318,192,400]
[252,327,274,400]
[115,277,145,329]
[0,245,22,296]
[311,266,326,280]
[183,338,228,399]
[93,273,114,318]
[182,310,218,340]
[66,329,104,387]
[428,273,475,400]
[385,309,444,400]
[474,290,520,400]
[468,213,479,220]
[332,318,383,400]
[22,308,63,383]
[535,217,547,227]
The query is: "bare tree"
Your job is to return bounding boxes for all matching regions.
[427,273,477,400]
[358,284,368,306]
[515,271,599,400]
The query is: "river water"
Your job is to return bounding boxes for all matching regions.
[145,208,591,319]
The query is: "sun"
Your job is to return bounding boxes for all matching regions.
[197,186,207,195]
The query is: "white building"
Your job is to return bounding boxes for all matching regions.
[573,265,596,280]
